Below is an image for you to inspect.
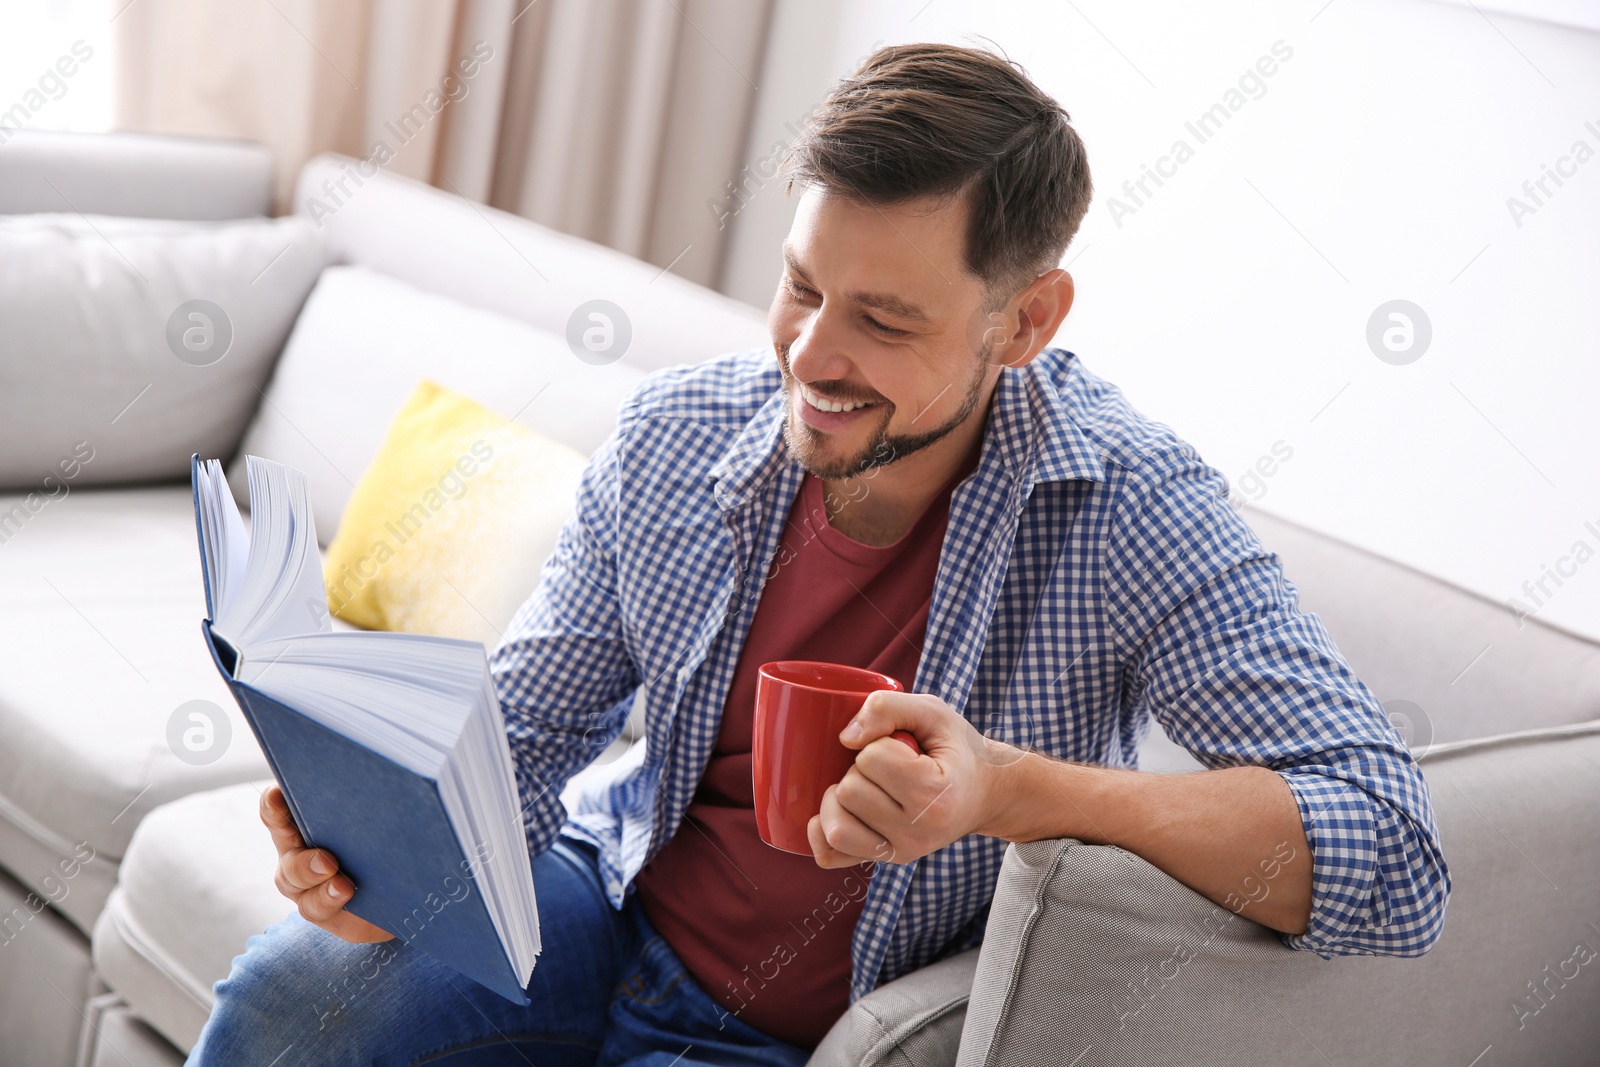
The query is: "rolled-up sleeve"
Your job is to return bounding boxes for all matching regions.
[487,395,643,859]
[1105,443,1451,957]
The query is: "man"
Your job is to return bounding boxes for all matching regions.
[191,42,1448,1065]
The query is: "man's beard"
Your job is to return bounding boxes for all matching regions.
[776,340,990,481]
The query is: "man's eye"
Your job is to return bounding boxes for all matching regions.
[784,277,816,300]
[785,278,905,337]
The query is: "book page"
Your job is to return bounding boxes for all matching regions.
[218,456,331,647]
[194,457,250,623]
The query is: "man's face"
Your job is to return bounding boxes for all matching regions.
[769,186,1003,481]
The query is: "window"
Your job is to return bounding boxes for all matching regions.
[0,0,114,138]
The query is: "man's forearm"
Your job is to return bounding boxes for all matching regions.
[978,747,1313,936]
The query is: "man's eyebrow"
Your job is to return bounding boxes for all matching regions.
[783,246,933,326]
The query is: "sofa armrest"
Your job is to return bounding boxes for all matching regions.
[807,946,977,1067]
[955,839,1292,1066]
[954,720,1600,1066]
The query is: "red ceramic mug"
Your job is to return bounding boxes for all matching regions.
[752,660,919,855]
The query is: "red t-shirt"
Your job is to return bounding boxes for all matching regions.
[631,456,972,1048]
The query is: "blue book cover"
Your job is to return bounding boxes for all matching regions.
[192,454,535,1004]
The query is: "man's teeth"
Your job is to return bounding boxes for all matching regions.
[800,382,877,413]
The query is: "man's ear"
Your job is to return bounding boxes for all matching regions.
[982,269,1075,369]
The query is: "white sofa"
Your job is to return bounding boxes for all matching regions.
[0,131,766,1066]
[2,132,1597,1067]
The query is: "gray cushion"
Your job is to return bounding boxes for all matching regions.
[955,719,1600,1066]
[92,782,290,1053]
[0,212,324,492]
[293,153,771,376]
[224,264,645,545]
[1135,507,1600,777]
[0,484,388,935]
[1239,505,1600,746]
[0,487,277,933]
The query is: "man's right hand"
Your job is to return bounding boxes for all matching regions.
[261,785,394,944]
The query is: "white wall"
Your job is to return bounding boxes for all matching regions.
[725,0,1600,640]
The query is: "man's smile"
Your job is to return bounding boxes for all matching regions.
[796,379,881,413]
[793,379,885,431]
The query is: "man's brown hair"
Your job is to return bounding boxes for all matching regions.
[782,42,1093,312]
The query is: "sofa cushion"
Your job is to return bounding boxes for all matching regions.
[1132,505,1600,776]
[0,486,278,933]
[955,720,1600,1066]
[96,745,639,1053]
[227,264,645,543]
[0,484,375,935]
[1239,505,1600,747]
[293,154,770,376]
[0,213,324,492]
[91,783,289,1054]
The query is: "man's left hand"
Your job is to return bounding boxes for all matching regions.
[807,691,1020,868]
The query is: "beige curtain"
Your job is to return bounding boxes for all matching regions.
[114,0,774,288]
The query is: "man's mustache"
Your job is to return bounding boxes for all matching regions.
[775,345,886,407]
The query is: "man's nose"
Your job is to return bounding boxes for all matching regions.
[785,320,858,386]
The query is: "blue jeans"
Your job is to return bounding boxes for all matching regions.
[187,833,815,1066]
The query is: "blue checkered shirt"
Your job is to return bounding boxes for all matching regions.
[489,346,1451,1005]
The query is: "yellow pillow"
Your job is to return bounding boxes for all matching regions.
[323,379,587,647]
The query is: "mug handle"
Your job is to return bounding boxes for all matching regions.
[889,729,920,754]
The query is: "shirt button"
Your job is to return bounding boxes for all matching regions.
[676,665,693,684]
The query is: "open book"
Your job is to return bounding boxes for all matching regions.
[190,453,539,1004]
